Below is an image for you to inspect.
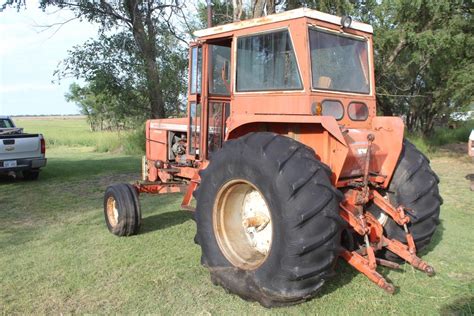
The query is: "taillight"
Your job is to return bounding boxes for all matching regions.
[40,137,46,155]
[348,102,369,121]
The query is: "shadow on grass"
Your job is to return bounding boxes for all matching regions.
[140,210,193,234]
[308,259,359,301]
[0,173,16,183]
[420,219,445,257]
[440,296,474,315]
[0,155,140,184]
[41,156,139,181]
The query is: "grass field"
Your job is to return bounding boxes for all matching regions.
[15,117,144,155]
[1,118,473,314]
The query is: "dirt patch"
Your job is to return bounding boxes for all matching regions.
[438,143,468,155]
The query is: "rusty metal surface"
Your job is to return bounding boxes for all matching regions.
[340,187,436,292]
[134,182,188,195]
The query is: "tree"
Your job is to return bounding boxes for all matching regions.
[284,0,354,15]
[59,29,186,128]
[197,0,234,27]
[33,0,192,120]
[371,0,473,135]
[65,82,127,131]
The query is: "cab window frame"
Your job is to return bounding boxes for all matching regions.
[308,25,371,96]
[235,28,304,93]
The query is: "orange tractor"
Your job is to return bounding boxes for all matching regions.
[103,8,442,307]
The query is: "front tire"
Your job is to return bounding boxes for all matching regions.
[104,183,141,236]
[194,132,343,307]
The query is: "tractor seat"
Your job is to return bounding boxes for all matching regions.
[318,76,332,89]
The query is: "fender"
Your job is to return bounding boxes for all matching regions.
[226,114,349,183]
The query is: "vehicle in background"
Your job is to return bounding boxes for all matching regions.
[0,116,47,180]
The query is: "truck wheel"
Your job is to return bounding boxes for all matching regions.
[104,183,141,236]
[23,169,39,180]
[376,140,442,262]
[194,132,343,307]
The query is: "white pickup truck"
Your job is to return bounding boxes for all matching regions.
[0,116,47,180]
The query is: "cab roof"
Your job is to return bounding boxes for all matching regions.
[193,7,373,38]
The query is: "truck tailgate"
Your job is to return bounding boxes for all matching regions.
[0,134,41,159]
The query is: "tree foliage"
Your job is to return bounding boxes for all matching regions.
[43,0,191,126]
[60,29,187,130]
[370,0,473,134]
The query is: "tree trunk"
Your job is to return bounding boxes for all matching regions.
[252,0,266,18]
[233,0,243,21]
[266,0,275,15]
[124,0,165,119]
[252,0,276,18]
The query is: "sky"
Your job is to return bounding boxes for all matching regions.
[0,0,98,115]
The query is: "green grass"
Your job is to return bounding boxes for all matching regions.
[430,120,474,147]
[407,120,474,155]
[16,117,144,155]
[1,118,473,314]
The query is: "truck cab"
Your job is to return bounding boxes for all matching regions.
[0,116,47,180]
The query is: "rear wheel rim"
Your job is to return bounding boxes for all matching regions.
[106,196,119,227]
[213,180,272,270]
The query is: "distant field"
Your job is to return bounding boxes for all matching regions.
[15,117,141,154]
[13,115,87,120]
[0,118,473,314]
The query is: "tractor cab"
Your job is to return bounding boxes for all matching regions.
[187,8,376,160]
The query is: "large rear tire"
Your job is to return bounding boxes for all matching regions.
[376,140,442,261]
[194,132,343,307]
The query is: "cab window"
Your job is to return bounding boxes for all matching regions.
[236,30,302,92]
[190,47,202,94]
[309,28,370,94]
[0,118,14,128]
[209,45,231,95]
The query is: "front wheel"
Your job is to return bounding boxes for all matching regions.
[194,132,343,307]
[104,183,141,236]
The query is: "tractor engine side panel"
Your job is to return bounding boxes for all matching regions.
[146,120,167,182]
[146,118,189,182]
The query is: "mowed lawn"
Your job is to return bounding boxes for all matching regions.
[1,118,473,314]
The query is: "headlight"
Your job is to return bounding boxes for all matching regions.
[341,16,352,29]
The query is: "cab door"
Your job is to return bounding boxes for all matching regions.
[187,44,202,159]
[204,38,232,159]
